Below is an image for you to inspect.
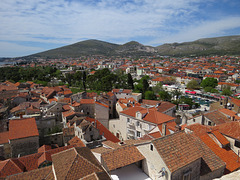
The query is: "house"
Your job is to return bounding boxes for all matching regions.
[137,131,225,180]
[9,118,39,158]
[3,146,109,179]
[72,99,110,128]
[0,131,11,159]
[185,123,240,174]
[91,141,147,179]
[210,97,240,113]
[141,99,177,117]
[112,89,142,102]
[202,110,231,126]
[110,106,176,141]
[63,116,120,148]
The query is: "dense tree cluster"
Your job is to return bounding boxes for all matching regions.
[0,66,58,83]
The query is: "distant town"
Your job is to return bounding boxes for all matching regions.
[0,54,240,179]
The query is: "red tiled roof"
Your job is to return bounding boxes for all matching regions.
[101,145,145,171]
[204,110,231,125]
[148,131,162,138]
[211,130,229,146]
[200,134,240,173]
[95,101,109,108]
[219,108,240,120]
[0,131,9,144]
[121,106,175,125]
[112,89,132,94]
[0,159,24,178]
[62,110,76,118]
[80,99,95,104]
[185,123,213,136]
[38,145,52,153]
[153,131,225,173]
[68,136,86,147]
[230,97,240,107]
[9,118,39,140]
[86,117,120,143]
[213,121,240,140]
[62,104,71,111]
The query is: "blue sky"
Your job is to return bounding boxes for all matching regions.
[0,0,240,57]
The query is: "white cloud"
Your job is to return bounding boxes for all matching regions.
[0,0,239,56]
[150,16,240,45]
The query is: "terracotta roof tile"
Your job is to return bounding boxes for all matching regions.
[52,147,110,180]
[152,131,225,173]
[6,165,53,180]
[200,134,240,173]
[219,108,240,120]
[211,130,229,146]
[68,136,86,147]
[120,106,175,125]
[0,131,9,144]
[38,145,52,153]
[102,140,121,149]
[204,110,231,125]
[0,159,24,178]
[86,117,120,143]
[9,118,39,140]
[80,99,95,104]
[101,145,145,171]
[112,89,132,94]
[213,121,240,140]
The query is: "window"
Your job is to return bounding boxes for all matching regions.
[137,121,140,126]
[137,131,141,137]
[150,144,153,151]
[127,118,130,123]
[208,121,211,126]
[113,124,115,128]
[183,171,191,180]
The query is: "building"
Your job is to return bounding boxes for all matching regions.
[9,118,39,158]
[137,131,225,180]
[110,106,176,141]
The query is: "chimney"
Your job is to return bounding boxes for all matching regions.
[162,123,166,136]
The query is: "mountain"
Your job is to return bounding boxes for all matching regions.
[27,40,156,59]
[156,35,240,56]
[24,35,240,59]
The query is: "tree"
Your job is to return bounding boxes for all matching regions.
[172,89,182,99]
[186,80,200,90]
[158,90,172,101]
[82,71,86,91]
[204,87,213,92]
[201,77,218,88]
[235,79,240,84]
[142,79,149,93]
[152,82,163,94]
[145,91,156,100]
[127,73,134,89]
[221,86,233,96]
